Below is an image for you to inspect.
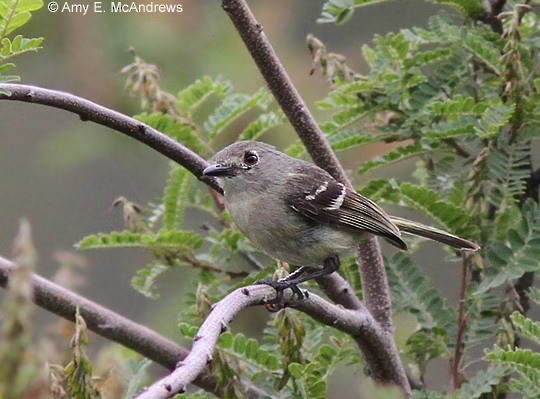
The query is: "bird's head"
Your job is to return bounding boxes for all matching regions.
[203,141,282,191]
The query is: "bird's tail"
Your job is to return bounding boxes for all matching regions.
[390,216,480,251]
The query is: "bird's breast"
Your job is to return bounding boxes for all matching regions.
[225,191,358,266]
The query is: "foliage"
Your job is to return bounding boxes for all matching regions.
[78,1,540,396]
[0,0,43,93]
[3,0,540,397]
[485,312,540,397]
[312,0,540,396]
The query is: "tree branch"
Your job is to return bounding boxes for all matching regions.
[0,256,267,399]
[450,253,470,391]
[356,237,394,331]
[0,83,220,193]
[136,284,411,399]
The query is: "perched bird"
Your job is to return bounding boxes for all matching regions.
[203,141,479,299]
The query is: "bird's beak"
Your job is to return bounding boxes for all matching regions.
[203,163,235,177]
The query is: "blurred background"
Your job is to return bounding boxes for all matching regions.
[0,0,459,396]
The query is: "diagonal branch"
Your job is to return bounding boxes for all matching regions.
[136,284,409,399]
[0,83,220,193]
[0,256,267,399]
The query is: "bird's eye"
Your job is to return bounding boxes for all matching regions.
[243,151,259,166]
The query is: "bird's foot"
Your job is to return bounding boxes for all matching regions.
[254,278,305,311]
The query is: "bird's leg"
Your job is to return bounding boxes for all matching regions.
[254,256,340,310]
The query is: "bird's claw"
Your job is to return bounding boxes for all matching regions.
[254,279,304,311]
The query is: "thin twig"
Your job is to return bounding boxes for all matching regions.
[450,253,470,391]
[179,255,249,278]
[443,138,471,158]
[136,284,411,399]
[0,256,269,399]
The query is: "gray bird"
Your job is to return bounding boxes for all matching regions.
[203,141,479,299]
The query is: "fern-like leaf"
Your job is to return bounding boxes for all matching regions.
[427,0,483,19]
[162,163,192,230]
[387,252,456,332]
[477,199,540,295]
[318,0,385,25]
[511,312,540,347]
[487,141,530,212]
[131,263,168,299]
[176,76,232,115]
[486,347,540,383]
[76,231,151,249]
[240,110,286,140]
[203,89,272,138]
[456,365,509,399]
[357,142,427,174]
[0,0,44,37]
[135,113,202,151]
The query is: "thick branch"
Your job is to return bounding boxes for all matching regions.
[0,256,266,399]
[0,83,220,192]
[356,238,394,331]
[136,285,411,399]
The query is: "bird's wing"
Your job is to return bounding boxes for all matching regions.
[285,167,407,250]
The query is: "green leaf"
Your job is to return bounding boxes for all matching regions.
[176,76,231,115]
[486,347,540,375]
[427,95,487,116]
[357,142,427,174]
[475,104,515,139]
[528,287,540,305]
[162,164,192,230]
[233,334,247,354]
[329,131,394,152]
[12,0,43,13]
[462,290,499,348]
[511,312,540,347]
[456,365,509,399]
[358,179,400,203]
[218,332,233,349]
[135,113,201,152]
[203,89,272,138]
[287,362,303,379]
[240,110,286,140]
[152,230,203,251]
[245,338,259,359]
[428,0,483,19]
[131,263,168,299]
[0,62,15,72]
[387,252,456,332]
[0,74,19,83]
[76,231,151,249]
[477,199,540,295]
[3,12,31,36]
[487,141,530,212]
[398,182,478,238]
